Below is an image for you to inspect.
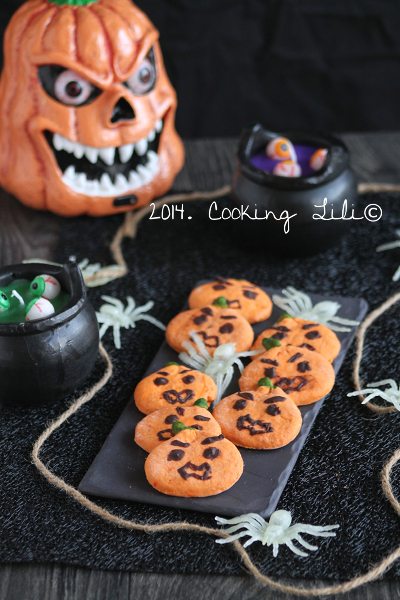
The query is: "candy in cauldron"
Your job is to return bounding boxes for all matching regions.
[231,124,357,256]
[0,261,99,408]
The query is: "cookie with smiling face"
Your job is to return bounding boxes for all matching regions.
[213,386,302,449]
[239,345,335,406]
[134,364,217,415]
[165,305,254,356]
[251,317,341,363]
[145,428,243,497]
[188,278,272,324]
[135,403,221,453]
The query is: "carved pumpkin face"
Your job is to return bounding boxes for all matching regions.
[0,0,184,216]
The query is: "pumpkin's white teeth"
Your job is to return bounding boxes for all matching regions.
[52,119,163,167]
[61,150,159,197]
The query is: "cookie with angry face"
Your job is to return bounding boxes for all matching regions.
[239,345,335,406]
[213,386,302,449]
[145,428,243,497]
[188,278,272,323]
[251,317,340,363]
[135,403,221,453]
[134,364,217,415]
[165,305,254,356]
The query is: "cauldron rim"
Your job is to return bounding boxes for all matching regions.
[0,261,86,336]
[238,123,350,191]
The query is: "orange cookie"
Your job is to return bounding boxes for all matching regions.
[145,428,243,497]
[239,346,335,406]
[252,317,340,363]
[213,386,302,449]
[134,364,217,415]
[165,305,254,356]
[188,278,272,323]
[135,404,221,453]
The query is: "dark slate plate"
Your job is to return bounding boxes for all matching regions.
[79,287,368,517]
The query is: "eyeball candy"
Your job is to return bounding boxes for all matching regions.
[0,291,10,312]
[266,137,297,162]
[310,148,328,171]
[30,274,61,300]
[273,160,302,177]
[26,297,55,321]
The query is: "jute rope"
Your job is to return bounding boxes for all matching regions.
[352,291,400,413]
[31,292,400,597]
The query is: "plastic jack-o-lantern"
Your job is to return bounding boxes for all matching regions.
[0,0,184,216]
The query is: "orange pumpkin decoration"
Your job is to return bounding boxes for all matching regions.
[0,0,184,217]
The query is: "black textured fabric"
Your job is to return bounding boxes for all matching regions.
[2,1,400,136]
[2,193,400,579]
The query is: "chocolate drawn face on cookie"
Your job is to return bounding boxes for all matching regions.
[188,278,273,324]
[239,345,335,406]
[134,364,218,415]
[144,429,243,497]
[252,317,341,363]
[134,403,222,453]
[165,305,254,356]
[213,387,302,449]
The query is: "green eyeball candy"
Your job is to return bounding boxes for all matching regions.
[258,377,275,389]
[262,337,282,351]
[171,421,195,435]
[0,291,10,311]
[212,296,229,308]
[30,276,45,298]
[194,398,209,409]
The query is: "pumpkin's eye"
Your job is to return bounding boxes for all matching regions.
[124,49,156,95]
[38,65,103,107]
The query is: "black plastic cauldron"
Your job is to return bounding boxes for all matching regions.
[231,124,357,256]
[0,261,99,408]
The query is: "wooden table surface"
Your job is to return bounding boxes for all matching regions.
[1,131,400,600]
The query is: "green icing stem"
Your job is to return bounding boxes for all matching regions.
[48,0,99,7]
[0,279,70,323]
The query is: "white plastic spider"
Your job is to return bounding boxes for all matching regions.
[179,331,259,403]
[96,295,166,350]
[215,510,339,557]
[347,379,400,411]
[272,286,360,332]
[376,230,400,281]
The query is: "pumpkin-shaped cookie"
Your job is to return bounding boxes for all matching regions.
[135,403,221,453]
[239,346,335,406]
[145,429,243,497]
[213,386,302,449]
[252,317,340,363]
[188,278,272,324]
[166,305,254,356]
[134,364,217,414]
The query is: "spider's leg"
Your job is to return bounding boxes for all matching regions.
[215,530,252,545]
[131,301,154,316]
[113,325,121,350]
[125,296,136,315]
[290,524,339,537]
[216,514,266,528]
[98,323,109,339]
[138,315,166,331]
[292,533,318,551]
[243,534,261,548]
[369,379,398,390]
[101,295,124,310]
[285,539,309,557]
[272,543,279,557]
